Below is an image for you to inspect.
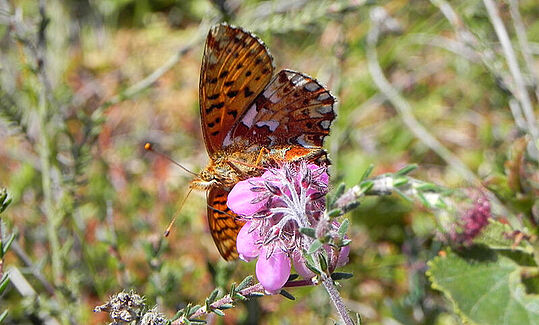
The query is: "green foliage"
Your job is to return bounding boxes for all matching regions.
[0,189,12,322]
[1,0,539,323]
[428,249,539,325]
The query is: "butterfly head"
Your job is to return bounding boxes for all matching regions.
[190,169,219,190]
[190,160,240,191]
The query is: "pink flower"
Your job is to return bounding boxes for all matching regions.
[256,250,291,294]
[228,162,349,293]
[448,194,492,245]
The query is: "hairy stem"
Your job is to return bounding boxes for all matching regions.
[321,274,355,325]
[35,0,62,286]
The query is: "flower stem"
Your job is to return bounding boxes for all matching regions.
[321,274,355,325]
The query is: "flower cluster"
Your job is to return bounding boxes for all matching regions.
[454,195,491,245]
[227,162,349,293]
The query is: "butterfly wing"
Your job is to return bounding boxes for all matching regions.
[223,69,336,149]
[206,187,245,261]
[200,24,274,154]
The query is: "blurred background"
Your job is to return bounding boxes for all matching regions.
[0,0,538,324]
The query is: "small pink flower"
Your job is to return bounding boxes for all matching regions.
[256,249,291,294]
[292,251,316,279]
[229,162,349,293]
[449,194,492,245]
[337,245,350,267]
[236,221,261,262]
[227,177,268,216]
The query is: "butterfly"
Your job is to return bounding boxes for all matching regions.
[190,23,336,261]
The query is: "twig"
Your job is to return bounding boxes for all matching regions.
[35,0,62,286]
[508,0,539,103]
[430,0,514,100]
[483,0,538,157]
[366,9,481,187]
[367,7,513,225]
[0,221,3,282]
[83,24,207,160]
[172,283,265,324]
[94,24,207,113]
[410,33,480,62]
[10,241,56,295]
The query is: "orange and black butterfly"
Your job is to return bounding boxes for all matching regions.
[190,24,336,260]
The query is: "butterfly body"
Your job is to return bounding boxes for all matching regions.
[191,145,328,191]
[193,23,336,260]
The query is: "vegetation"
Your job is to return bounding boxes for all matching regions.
[0,0,537,324]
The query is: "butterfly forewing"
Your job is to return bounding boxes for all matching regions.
[206,187,245,261]
[200,24,274,154]
[223,70,336,149]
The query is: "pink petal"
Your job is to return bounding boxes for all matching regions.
[236,221,261,262]
[337,245,350,267]
[228,177,267,216]
[292,251,316,279]
[307,163,329,185]
[256,249,291,294]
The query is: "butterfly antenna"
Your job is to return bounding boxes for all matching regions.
[164,187,193,237]
[207,204,236,218]
[144,142,198,177]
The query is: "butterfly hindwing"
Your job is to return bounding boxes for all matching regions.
[200,24,275,154]
[206,187,245,261]
[223,70,336,149]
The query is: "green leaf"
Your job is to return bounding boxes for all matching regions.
[170,309,184,321]
[427,249,539,325]
[339,239,352,247]
[236,275,253,291]
[0,310,8,323]
[327,208,342,218]
[279,289,295,300]
[303,251,321,275]
[393,176,409,187]
[395,164,417,176]
[338,219,349,238]
[234,292,247,300]
[299,227,316,238]
[360,164,374,181]
[319,252,328,272]
[327,183,346,209]
[416,191,432,209]
[394,188,413,202]
[2,232,16,257]
[0,274,9,293]
[187,305,201,317]
[219,304,233,310]
[308,240,323,254]
[212,309,225,317]
[474,220,534,255]
[331,272,354,280]
[207,288,220,303]
[359,180,374,193]
[0,189,11,214]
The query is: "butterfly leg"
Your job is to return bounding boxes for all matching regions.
[283,147,330,165]
[255,147,270,166]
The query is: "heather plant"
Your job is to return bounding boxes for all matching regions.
[0,1,538,324]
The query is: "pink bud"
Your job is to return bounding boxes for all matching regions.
[337,245,350,267]
[292,251,316,279]
[228,177,267,216]
[236,221,261,262]
[256,249,291,294]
